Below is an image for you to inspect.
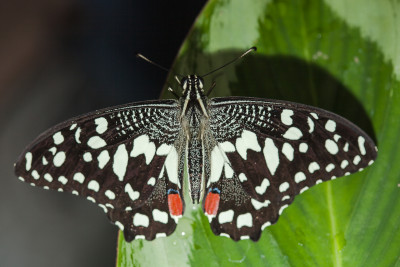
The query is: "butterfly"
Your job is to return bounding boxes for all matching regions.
[14,47,377,242]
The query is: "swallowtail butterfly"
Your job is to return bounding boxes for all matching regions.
[14,47,377,242]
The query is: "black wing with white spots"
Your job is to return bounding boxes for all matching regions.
[14,100,185,241]
[14,71,377,243]
[204,97,377,241]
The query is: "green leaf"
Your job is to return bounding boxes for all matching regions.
[117,0,400,266]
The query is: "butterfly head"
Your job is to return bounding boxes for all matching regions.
[181,75,204,95]
[179,75,208,117]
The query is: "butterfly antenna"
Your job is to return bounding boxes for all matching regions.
[136,53,170,73]
[201,47,257,78]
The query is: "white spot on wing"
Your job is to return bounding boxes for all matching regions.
[255,178,270,195]
[152,209,168,224]
[115,221,124,231]
[147,177,156,186]
[158,166,165,179]
[73,172,85,183]
[95,117,108,134]
[164,146,179,186]
[279,204,288,215]
[281,109,294,125]
[25,152,32,171]
[294,172,306,183]
[299,143,308,153]
[49,147,57,155]
[44,173,53,182]
[31,170,40,180]
[237,213,253,228]
[307,117,314,133]
[156,144,172,156]
[251,199,271,210]
[325,120,336,132]
[53,132,64,145]
[210,146,224,184]
[310,112,318,119]
[218,210,234,224]
[343,142,349,152]
[300,186,309,193]
[220,141,235,152]
[353,155,361,165]
[53,151,66,167]
[341,160,349,169]
[130,134,156,164]
[263,138,279,175]
[105,190,115,200]
[125,183,140,201]
[83,152,92,162]
[88,180,100,192]
[283,127,303,140]
[358,136,366,155]
[70,123,77,130]
[75,127,81,144]
[238,173,247,182]
[97,150,110,169]
[98,204,107,213]
[58,176,68,185]
[261,222,271,230]
[113,144,128,181]
[325,163,335,172]
[282,143,294,161]
[279,182,289,192]
[133,213,149,227]
[224,163,234,178]
[325,139,339,154]
[87,136,106,149]
[235,130,261,160]
[220,233,230,238]
[308,162,320,173]
[156,233,167,238]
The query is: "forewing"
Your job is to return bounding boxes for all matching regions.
[14,99,184,241]
[204,97,377,241]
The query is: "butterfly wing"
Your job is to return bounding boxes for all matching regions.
[14,99,185,241]
[204,97,377,241]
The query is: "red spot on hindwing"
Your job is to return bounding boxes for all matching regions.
[204,191,220,215]
[168,193,183,216]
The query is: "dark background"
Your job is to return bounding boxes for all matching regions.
[0,1,206,266]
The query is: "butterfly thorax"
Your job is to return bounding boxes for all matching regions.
[179,75,209,203]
